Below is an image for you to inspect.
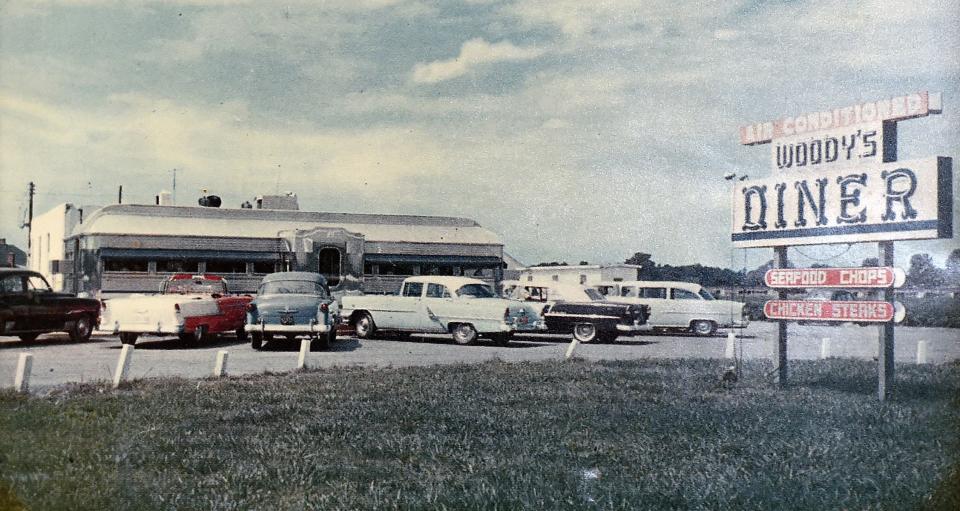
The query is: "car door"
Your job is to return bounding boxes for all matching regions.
[668,287,704,327]
[25,273,63,331]
[387,281,424,330]
[420,283,453,332]
[0,274,33,332]
[637,286,670,327]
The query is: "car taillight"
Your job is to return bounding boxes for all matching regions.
[174,303,181,312]
[504,307,511,321]
[541,304,551,315]
[320,302,329,313]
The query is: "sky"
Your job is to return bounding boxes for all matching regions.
[1,0,958,271]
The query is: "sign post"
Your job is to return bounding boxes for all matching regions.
[774,246,788,386]
[878,241,895,400]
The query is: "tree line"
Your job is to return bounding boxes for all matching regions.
[534,249,960,289]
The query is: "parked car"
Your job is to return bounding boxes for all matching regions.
[593,280,748,336]
[340,276,543,345]
[97,274,252,345]
[0,268,100,342]
[502,280,649,343]
[245,272,339,351]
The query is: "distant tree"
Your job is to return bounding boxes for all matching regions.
[944,249,960,286]
[811,263,830,269]
[743,260,774,287]
[624,252,652,267]
[907,253,944,288]
[861,257,879,267]
[532,261,568,267]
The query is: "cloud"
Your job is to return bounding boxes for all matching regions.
[411,38,544,84]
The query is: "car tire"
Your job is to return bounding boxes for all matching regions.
[119,332,138,346]
[18,333,39,342]
[451,323,478,345]
[572,323,599,343]
[251,332,263,350]
[69,315,94,343]
[355,312,376,339]
[194,325,209,344]
[235,327,248,341]
[691,320,716,336]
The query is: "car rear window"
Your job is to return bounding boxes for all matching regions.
[260,281,326,296]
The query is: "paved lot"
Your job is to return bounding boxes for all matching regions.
[2,322,958,393]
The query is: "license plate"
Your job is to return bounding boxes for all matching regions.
[279,313,295,325]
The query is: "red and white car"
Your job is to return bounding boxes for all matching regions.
[96,274,253,346]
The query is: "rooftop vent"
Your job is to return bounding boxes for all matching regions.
[254,192,299,210]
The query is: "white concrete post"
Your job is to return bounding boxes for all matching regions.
[820,337,831,359]
[725,332,736,359]
[916,340,928,365]
[113,345,134,389]
[214,350,229,377]
[565,338,580,359]
[297,339,310,369]
[14,353,33,393]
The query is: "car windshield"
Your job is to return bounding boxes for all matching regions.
[456,283,496,298]
[260,280,326,296]
[26,275,52,292]
[698,289,715,300]
[164,279,227,295]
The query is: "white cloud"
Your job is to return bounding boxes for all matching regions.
[411,38,544,84]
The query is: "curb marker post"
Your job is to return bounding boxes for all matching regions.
[297,339,310,369]
[916,340,928,364]
[725,332,736,359]
[14,353,33,393]
[820,337,831,359]
[214,350,229,377]
[565,338,580,359]
[113,345,134,389]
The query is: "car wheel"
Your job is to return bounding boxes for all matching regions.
[572,323,599,343]
[489,333,511,347]
[235,327,248,341]
[355,313,376,339]
[251,332,263,350]
[119,332,138,346]
[691,320,716,336]
[194,325,209,343]
[18,333,39,342]
[451,323,478,345]
[69,315,94,343]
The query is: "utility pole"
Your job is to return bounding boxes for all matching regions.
[25,182,35,251]
[118,185,123,204]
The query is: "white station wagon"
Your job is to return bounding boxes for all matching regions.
[593,280,748,336]
[340,276,543,345]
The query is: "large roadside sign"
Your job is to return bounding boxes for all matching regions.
[732,156,953,248]
[764,267,906,288]
[763,300,904,323]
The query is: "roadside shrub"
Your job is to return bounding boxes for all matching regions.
[901,295,960,328]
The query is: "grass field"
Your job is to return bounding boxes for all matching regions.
[1,358,958,510]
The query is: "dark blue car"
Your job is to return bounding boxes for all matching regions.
[245,272,339,351]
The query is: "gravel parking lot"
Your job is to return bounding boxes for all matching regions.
[2,322,958,393]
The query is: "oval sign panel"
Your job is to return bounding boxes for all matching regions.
[763,300,903,323]
[764,267,905,289]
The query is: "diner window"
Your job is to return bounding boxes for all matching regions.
[378,262,418,276]
[363,262,378,275]
[206,260,247,274]
[252,261,276,274]
[104,259,148,272]
[318,247,342,287]
[157,259,200,273]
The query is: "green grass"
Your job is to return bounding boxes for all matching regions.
[1,359,958,510]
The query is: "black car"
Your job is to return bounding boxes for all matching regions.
[0,268,101,342]
[503,281,649,343]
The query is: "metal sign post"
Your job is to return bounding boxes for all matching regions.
[878,241,895,400]
[773,246,788,386]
